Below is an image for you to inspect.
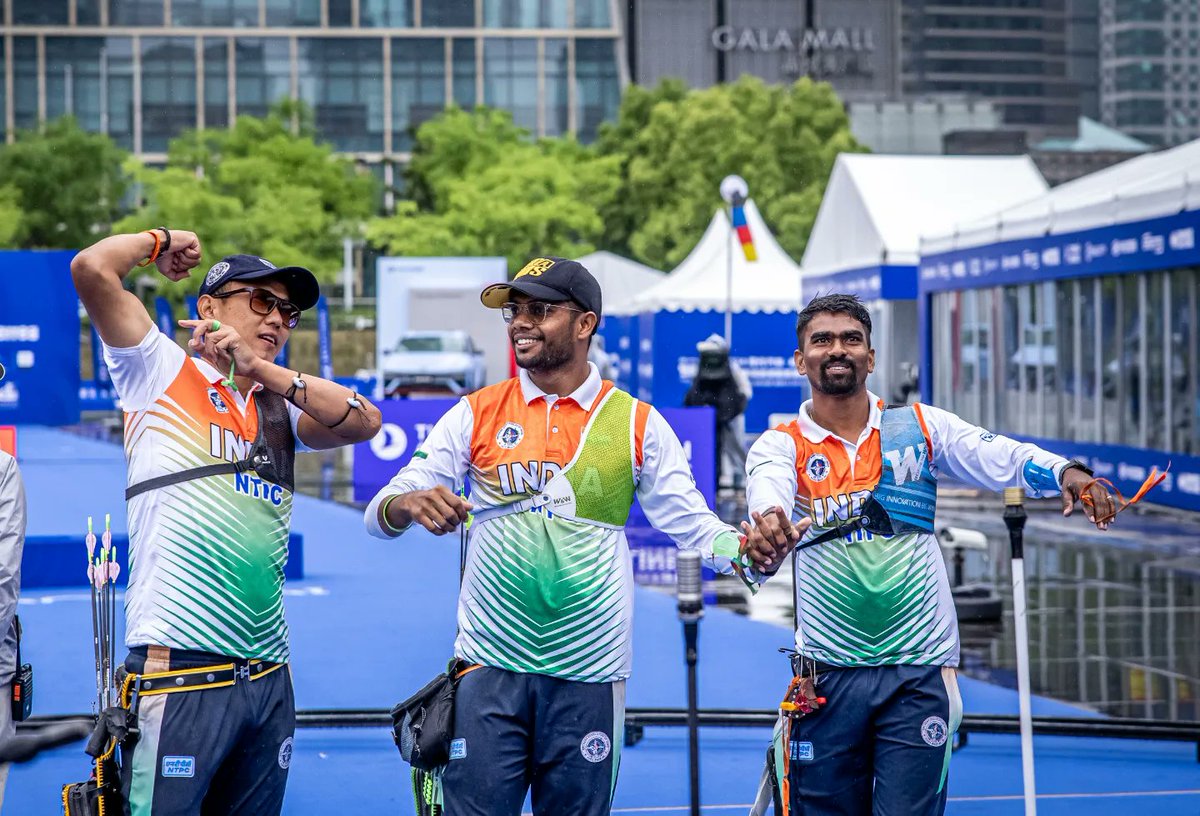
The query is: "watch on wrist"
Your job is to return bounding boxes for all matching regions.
[156,227,171,255]
[1060,459,1094,484]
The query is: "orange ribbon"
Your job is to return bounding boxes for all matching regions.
[1079,463,1170,524]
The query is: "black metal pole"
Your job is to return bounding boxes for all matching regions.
[684,619,700,816]
[676,548,704,816]
[715,0,727,83]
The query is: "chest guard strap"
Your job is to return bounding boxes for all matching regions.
[125,389,296,501]
[798,405,937,551]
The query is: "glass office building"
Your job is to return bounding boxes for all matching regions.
[0,0,625,162]
[929,269,1199,457]
[1099,0,1200,147]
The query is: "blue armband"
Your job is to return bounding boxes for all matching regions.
[1022,460,1060,493]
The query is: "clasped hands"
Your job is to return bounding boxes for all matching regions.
[739,506,812,574]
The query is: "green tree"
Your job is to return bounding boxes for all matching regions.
[0,117,128,249]
[595,75,865,270]
[369,107,620,273]
[0,187,26,248]
[117,101,378,295]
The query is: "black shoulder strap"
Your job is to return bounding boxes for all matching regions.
[125,388,296,501]
[124,459,259,501]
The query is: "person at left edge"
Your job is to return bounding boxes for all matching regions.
[364,257,806,816]
[70,229,382,816]
[0,362,25,812]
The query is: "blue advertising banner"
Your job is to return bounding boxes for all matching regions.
[185,296,199,321]
[85,324,118,407]
[154,297,174,336]
[635,309,805,432]
[315,295,333,380]
[0,251,80,424]
[1012,436,1198,515]
[802,264,918,301]
[353,401,719,585]
[919,208,1200,294]
[598,314,639,395]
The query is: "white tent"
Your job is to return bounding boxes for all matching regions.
[803,154,1049,278]
[575,251,665,316]
[629,199,802,314]
[922,138,1200,254]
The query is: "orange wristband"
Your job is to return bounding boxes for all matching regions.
[136,230,162,267]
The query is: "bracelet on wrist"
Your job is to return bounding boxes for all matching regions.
[136,230,162,268]
[380,494,407,535]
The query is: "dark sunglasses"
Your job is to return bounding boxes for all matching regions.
[210,287,302,329]
[501,301,583,325]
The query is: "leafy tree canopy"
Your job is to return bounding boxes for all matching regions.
[369,108,620,273]
[117,100,378,295]
[595,75,865,269]
[0,116,128,249]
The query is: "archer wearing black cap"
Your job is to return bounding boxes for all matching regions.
[70,228,381,816]
[479,256,604,379]
[369,256,794,815]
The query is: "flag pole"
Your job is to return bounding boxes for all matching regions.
[718,175,749,348]
[725,213,733,344]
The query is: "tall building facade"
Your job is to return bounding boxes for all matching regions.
[901,0,1080,142]
[626,1,1094,151]
[0,0,625,163]
[1100,0,1200,146]
[626,0,903,102]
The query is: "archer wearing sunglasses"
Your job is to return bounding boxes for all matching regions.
[70,229,381,816]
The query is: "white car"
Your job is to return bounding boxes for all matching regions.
[380,331,487,396]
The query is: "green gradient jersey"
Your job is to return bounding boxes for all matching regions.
[747,395,1071,668]
[104,328,300,662]
[366,367,751,684]
[462,386,640,682]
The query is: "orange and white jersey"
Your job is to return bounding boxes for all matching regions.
[104,327,308,663]
[747,392,1069,668]
[365,363,744,683]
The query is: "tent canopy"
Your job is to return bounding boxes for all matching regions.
[575,251,665,316]
[922,138,1200,254]
[629,199,801,314]
[802,154,1049,278]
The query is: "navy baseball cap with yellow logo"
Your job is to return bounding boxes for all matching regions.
[480,257,602,318]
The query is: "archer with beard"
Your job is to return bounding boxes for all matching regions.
[365,257,805,815]
[740,293,1116,816]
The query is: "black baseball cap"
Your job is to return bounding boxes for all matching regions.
[198,254,321,312]
[480,257,602,318]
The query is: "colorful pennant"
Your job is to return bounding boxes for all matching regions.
[730,193,758,262]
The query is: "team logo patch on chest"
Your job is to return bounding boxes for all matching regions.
[806,453,831,482]
[496,422,525,450]
[207,387,230,414]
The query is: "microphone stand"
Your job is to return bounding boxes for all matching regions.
[676,549,704,816]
